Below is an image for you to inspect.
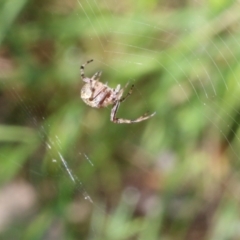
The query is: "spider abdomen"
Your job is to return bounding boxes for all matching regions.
[81,82,116,108]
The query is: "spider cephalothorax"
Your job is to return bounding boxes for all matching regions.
[80,59,155,123]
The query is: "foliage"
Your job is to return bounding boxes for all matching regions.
[1,0,240,239]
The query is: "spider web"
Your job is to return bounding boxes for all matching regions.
[1,0,240,239]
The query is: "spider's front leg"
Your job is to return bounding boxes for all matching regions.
[80,59,93,80]
[110,101,156,124]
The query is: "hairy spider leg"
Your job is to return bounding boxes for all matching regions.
[120,84,134,103]
[89,71,102,97]
[92,71,102,81]
[110,100,156,124]
[80,59,94,80]
[80,60,102,100]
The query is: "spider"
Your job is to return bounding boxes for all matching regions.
[80,59,156,123]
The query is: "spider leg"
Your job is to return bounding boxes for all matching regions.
[111,101,156,124]
[80,59,93,80]
[119,84,134,103]
[90,71,103,99]
[92,71,102,81]
[88,70,102,98]
[114,84,121,93]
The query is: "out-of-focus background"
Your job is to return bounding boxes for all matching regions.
[1,0,240,239]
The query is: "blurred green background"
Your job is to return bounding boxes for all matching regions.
[1,0,240,239]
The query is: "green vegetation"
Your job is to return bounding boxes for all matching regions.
[1,0,240,239]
